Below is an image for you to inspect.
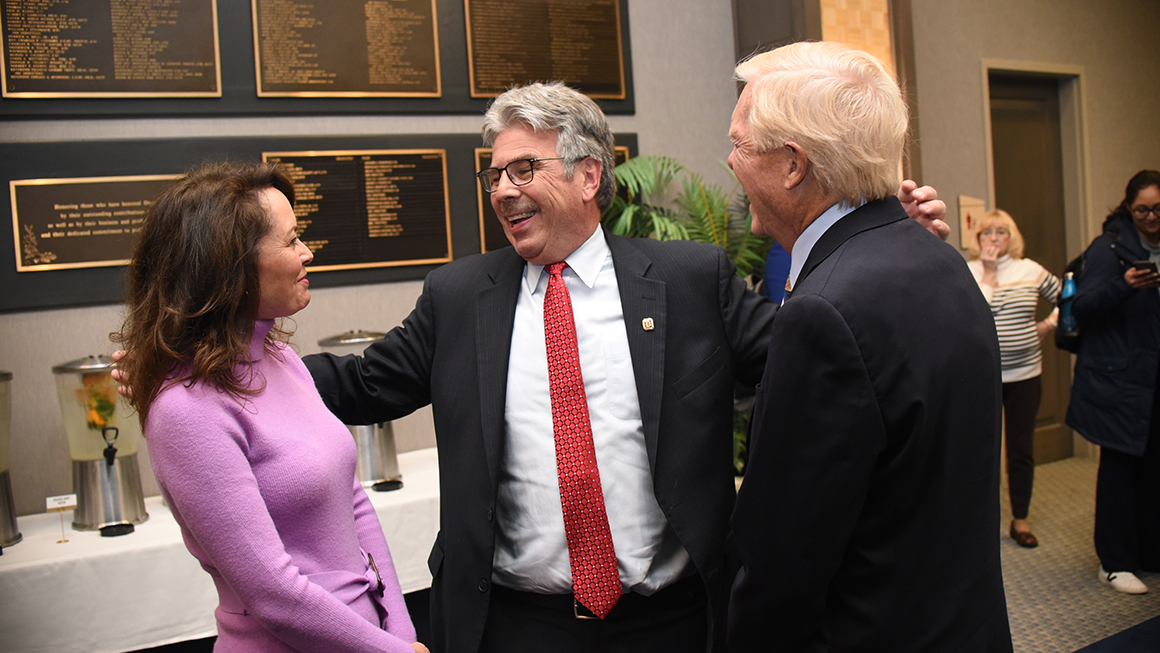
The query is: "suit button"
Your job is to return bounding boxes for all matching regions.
[486,509,494,522]
[478,579,490,593]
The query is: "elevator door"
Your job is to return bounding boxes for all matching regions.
[989,72,1073,463]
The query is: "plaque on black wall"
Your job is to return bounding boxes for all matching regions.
[0,0,221,97]
[252,0,440,97]
[262,149,452,270]
[10,175,179,271]
[465,0,625,99]
[474,145,629,253]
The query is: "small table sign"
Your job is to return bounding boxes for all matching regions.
[46,494,77,543]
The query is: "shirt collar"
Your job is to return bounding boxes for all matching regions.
[787,200,860,290]
[523,224,608,296]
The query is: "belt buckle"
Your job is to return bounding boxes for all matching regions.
[573,598,599,620]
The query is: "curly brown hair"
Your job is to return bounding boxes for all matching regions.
[112,161,296,426]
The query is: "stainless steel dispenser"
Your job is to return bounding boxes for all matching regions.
[0,370,21,547]
[317,331,402,491]
[52,356,148,535]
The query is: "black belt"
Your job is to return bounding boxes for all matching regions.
[492,574,703,620]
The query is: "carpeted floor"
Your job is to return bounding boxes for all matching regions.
[999,456,1160,652]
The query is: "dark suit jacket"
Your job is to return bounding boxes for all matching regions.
[728,198,1013,652]
[305,231,775,652]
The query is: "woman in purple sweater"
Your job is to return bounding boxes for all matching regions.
[114,162,427,653]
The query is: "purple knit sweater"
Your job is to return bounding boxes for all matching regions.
[146,320,417,652]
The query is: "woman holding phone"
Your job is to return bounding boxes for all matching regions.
[1067,169,1160,595]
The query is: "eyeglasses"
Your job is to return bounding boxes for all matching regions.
[980,228,1009,237]
[1131,205,1160,218]
[476,157,567,193]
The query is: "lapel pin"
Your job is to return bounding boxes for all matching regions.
[642,317,655,331]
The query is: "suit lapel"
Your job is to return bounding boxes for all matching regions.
[476,249,524,488]
[607,234,666,466]
[798,196,907,287]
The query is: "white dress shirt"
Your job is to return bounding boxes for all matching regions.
[492,225,691,595]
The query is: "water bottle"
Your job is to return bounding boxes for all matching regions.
[1060,271,1078,337]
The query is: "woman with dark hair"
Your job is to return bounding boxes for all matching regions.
[967,209,1062,549]
[1067,169,1160,595]
[114,162,427,651]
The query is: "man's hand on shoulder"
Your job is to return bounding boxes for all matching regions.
[897,180,950,241]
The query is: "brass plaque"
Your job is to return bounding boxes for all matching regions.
[475,145,628,253]
[465,0,624,99]
[11,175,180,272]
[253,0,441,97]
[1,0,221,98]
[263,149,452,270]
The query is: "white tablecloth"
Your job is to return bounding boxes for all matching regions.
[0,447,440,653]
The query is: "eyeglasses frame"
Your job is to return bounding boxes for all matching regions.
[476,157,568,193]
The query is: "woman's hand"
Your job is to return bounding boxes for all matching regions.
[1036,307,1059,341]
[411,643,431,653]
[1124,266,1160,290]
[978,244,1000,287]
[110,350,132,399]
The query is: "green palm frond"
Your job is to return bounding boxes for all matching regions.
[611,155,684,204]
[603,155,774,276]
[675,172,771,278]
[603,155,688,240]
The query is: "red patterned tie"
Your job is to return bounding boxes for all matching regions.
[544,262,622,619]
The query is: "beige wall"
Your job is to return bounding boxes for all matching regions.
[0,0,742,516]
[909,0,1160,253]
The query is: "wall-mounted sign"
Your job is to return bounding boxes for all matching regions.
[252,0,440,97]
[0,0,221,98]
[465,0,625,99]
[263,149,452,270]
[10,175,179,272]
[958,195,987,250]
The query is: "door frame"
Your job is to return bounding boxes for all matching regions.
[981,59,1096,458]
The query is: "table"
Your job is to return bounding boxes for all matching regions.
[0,448,440,653]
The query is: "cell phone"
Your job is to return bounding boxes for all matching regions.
[1132,260,1159,274]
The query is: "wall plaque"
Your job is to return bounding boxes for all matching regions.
[1,0,220,97]
[262,149,452,270]
[252,0,440,97]
[465,0,624,99]
[10,175,179,272]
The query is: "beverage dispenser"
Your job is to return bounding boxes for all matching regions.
[52,356,148,535]
[317,331,402,491]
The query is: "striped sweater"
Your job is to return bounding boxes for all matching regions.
[968,256,1062,383]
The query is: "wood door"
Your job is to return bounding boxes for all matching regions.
[988,72,1073,463]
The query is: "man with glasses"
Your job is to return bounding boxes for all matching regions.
[303,81,948,652]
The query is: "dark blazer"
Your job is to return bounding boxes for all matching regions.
[305,231,775,652]
[1067,214,1160,456]
[728,198,1013,652]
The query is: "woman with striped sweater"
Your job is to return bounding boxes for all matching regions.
[968,209,1062,549]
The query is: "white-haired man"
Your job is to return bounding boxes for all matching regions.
[726,42,1013,652]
